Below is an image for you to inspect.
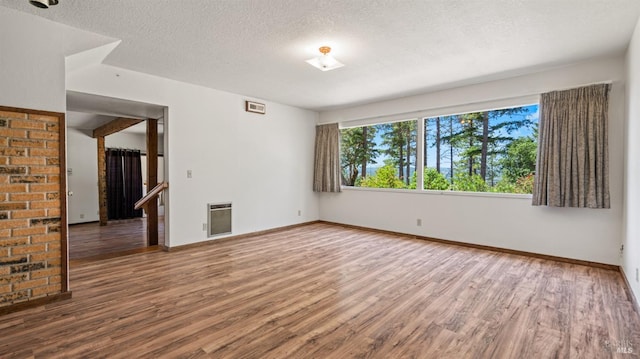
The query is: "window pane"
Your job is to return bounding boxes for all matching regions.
[423,104,538,193]
[341,119,417,189]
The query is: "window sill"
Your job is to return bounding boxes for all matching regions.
[341,186,533,200]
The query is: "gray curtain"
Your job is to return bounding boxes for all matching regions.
[532,83,611,208]
[313,123,342,192]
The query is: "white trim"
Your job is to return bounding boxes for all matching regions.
[339,94,539,128]
[341,185,532,200]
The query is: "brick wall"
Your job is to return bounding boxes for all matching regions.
[0,107,67,308]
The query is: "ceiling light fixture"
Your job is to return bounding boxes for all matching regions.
[29,0,58,9]
[306,46,344,72]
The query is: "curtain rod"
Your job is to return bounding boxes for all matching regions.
[336,80,615,128]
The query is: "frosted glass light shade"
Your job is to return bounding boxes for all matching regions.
[306,54,344,72]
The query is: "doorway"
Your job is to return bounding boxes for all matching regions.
[65,91,168,260]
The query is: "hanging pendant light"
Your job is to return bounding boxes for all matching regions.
[306,46,344,72]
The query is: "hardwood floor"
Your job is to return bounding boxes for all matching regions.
[68,216,164,260]
[1,222,639,358]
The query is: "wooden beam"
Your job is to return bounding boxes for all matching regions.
[97,136,108,226]
[92,117,144,138]
[146,119,159,246]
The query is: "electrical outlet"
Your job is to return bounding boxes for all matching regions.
[298,210,301,216]
[79,214,84,219]
[187,170,193,179]
[417,219,422,226]
[636,268,639,282]
[202,223,207,231]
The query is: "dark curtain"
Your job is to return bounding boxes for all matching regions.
[124,150,143,218]
[106,148,143,220]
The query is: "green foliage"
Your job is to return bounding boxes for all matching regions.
[379,121,417,185]
[500,136,537,183]
[490,174,535,194]
[515,173,534,194]
[451,173,489,192]
[340,126,378,186]
[409,168,450,190]
[360,165,406,189]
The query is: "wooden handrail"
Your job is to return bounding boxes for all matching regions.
[135,182,168,210]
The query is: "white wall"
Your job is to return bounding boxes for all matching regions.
[623,18,640,301]
[67,128,99,224]
[0,7,113,112]
[319,55,626,265]
[67,64,320,247]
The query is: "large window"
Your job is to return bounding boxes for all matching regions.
[340,104,539,194]
[341,119,417,189]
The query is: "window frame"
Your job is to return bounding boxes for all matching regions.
[338,95,540,198]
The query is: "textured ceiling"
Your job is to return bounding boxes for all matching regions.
[2,0,640,111]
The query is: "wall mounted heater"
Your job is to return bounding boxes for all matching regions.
[208,203,232,238]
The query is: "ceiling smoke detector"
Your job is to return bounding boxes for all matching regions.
[29,0,59,9]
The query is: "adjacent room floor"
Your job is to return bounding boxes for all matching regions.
[2,222,639,357]
[68,216,165,260]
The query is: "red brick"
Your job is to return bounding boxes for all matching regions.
[46,208,60,217]
[0,111,27,120]
[12,227,46,236]
[1,290,29,303]
[29,166,59,175]
[0,219,28,230]
[46,123,59,132]
[46,141,59,149]
[0,267,9,276]
[47,258,61,267]
[49,275,61,284]
[0,274,27,284]
[47,242,60,251]
[0,184,27,193]
[28,114,58,123]
[0,128,27,138]
[29,148,56,156]
[29,183,59,192]
[0,248,8,257]
[30,251,59,262]
[0,229,11,238]
[0,157,7,165]
[0,285,11,294]
[30,267,58,279]
[0,167,26,175]
[10,157,45,166]
[12,244,46,255]
[30,234,59,244]
[0,175,8,184]
[30,200,60,209]
[0,202,27,210]
[0,148,26,156]
[28,131,58,140]
[10,193,44,201]
[47,175,60,184]
[32,284,61,297]
[12,209,46,219]
[10,120,46,130]
[0,237,28,246]
[0,138,6,147]
[13,278,48,291]
[10,175,45,184]
[11,139,45,148]
[46,158,60,166]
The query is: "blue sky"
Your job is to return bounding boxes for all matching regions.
[366,104,539,174]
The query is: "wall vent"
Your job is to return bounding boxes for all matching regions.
[208,203,232,237]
